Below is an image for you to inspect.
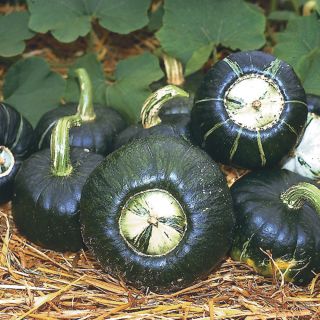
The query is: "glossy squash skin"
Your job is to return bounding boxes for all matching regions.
[81,135,235,292]
[231,169,320,285]
[12,115,104,252]
[192,51,307,169]
[34,104,126,156]
[113,113,191,150]
[306,94,320,115]
[0,103,34,204]
[113,96,192,150]
[12,148,103,251]
[158,96,192,116]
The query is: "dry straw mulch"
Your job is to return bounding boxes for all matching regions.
[1,5,320,318]
[1,168,320,320]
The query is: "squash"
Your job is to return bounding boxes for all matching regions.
[231,169,320,285]
[34,68,126,156]
[282,94,320,180]
[12,115,104,251]
[113,85,192,150]
[306,94,320,115]
[80,135,235,292]
[0,103,34,204]
[191,50,307,169]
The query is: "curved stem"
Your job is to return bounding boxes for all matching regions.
[75,68,96,122]
[303,0,316,15]
[50,115,82,177]
[281,182,320,213]
[141,85,189,129]
[163,54,185,86]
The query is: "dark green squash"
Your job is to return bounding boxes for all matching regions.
[34,68,126,156]
[282,94,320,180]
[231,169,320,285]
[192,50,307,169]
[12,115,104,252]
[0,102,34,204]
[113,85,192,150]
[80,135,235,292]
[306,94,320,115]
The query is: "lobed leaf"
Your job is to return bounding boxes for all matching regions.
[0,12,34,57]
[106,52,164,123]
[27,0,152,43]
[156,0,266,74]
[3,57,65,126]
[274,15,320,95]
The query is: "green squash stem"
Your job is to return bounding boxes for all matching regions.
[51,115,82,177]
[75,68,96,122]
[141,85,189,129]
[281,182,320,213]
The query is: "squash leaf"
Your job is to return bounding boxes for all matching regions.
[268,10,298,21]
[27,0,152,43]
[148,3,164,32]
[274,15,320,95]
[156,0,266,72]
[0,12,34,57]
[64,53,106,105]
[106,52,164,123]
[184,43,213,76]
[3,57,65,126]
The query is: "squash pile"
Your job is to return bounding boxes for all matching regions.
[1,50,320,292]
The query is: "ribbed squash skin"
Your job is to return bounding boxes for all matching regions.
[81,136,234,292]
[192,51,307,169]
[113,97,192,150]
[0,103,34,204]
[12,148,103,252]
[231,169,320,285]
[34,104,126,156]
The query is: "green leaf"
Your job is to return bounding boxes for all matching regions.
[274,15,320,95]
[96,0,151,34]
[156,0,266,65]
[317,0,320,13]
[106,52,164,123]
[0,12,34,57]
[3,57,65,126]
[184,43,213,76]
[268,10,298,21]
[27,0,152,43]
[148,3,164,32]
[301,51,320,94]
[64,53,106,105]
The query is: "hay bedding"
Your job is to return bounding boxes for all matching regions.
[0,5,320,317]
[0,168,320,319]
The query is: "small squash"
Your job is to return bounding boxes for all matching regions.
[231,169,320,285]
[282,94,320,180]
[192,51,307,169]
[12,115,104,251]
[113,85,192,149]
[81,135,235,292]
[34,68,126,156]
[0,103,34,204]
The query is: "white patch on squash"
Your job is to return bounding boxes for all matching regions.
[224,74,284,130]
[119,189,187,256]
[0,146,15,177]
[282,113,320,180]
